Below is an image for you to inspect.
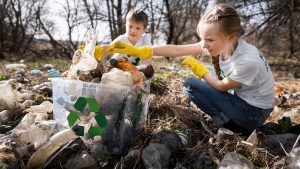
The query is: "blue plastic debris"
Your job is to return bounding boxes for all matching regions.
[31,69,42,75]
[47,69,61,77]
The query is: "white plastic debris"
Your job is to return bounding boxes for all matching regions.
[67,28,99,79]
[218,152,255,169]
[0,79,32,110]
[26,128,77,169]
[286,147,300,169]
[101,68,134,87]
[13,120,67,148]
[5,64,26,71]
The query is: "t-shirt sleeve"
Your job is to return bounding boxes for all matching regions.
[229,61,260,86]
[143,34,152,46]
[111,35,123,43]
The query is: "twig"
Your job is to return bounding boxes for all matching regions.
[241,140,254,147]
[188,102,215,137]
[292,134,300,150]
[208,147,220,165]
[273,135,288,155]
[192,111,215,137]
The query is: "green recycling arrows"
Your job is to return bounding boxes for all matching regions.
[131,93,142,128]
[67,97,107,139]
[67,93,143,139]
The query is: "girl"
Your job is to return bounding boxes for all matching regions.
[109,4,275,134]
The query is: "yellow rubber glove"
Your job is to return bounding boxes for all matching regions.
[181,56,210,78]
[108,41,153,60]
[79,45,103,61]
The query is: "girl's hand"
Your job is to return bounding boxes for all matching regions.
[181,56,210,78]
[108,41,153,60]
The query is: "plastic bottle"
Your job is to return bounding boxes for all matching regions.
[26,128,78,169]
[76,28,98,71]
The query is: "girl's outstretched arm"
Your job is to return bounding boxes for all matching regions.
[153,43,203,57]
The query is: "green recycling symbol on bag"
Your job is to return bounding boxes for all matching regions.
[67,97,107,139]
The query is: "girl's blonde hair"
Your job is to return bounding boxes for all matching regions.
[197,4,244,80]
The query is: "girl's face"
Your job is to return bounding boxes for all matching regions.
[199,23,234,57]
[126,20,146,45]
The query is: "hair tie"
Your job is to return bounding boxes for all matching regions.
[213,15,220,20]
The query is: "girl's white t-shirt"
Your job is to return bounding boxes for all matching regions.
[111,33,152,65]
[219,39,275,109]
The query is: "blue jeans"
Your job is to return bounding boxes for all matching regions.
[183,78,273,130]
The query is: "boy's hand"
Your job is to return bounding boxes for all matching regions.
[79,45,103,61]
[108,41,153,60]
[181,56,210,78]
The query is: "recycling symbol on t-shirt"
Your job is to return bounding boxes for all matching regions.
[67,97,107,139]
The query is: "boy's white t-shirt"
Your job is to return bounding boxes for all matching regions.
[219,39,275,109]
[111,33,152,65]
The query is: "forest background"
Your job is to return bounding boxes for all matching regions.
[0,0,299,71]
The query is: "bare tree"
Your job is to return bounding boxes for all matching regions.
[217,0,300,60]
[2,0,39,53]
[36,3,72,58]
[59,0,83,50]
[153,0,209,45]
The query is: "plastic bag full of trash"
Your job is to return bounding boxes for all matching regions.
[67,28,99,79]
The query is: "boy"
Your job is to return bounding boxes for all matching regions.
[110,9,154,78]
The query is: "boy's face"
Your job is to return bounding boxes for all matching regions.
[126,20,146,44]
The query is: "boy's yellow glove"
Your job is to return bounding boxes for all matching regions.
[181,56,210,78]
[79,45,103,61]
[108,41,153,60]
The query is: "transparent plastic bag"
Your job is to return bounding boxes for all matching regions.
[67,28,99,79]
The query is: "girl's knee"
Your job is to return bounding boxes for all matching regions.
[183,78,209,91]
[183,78,209,97]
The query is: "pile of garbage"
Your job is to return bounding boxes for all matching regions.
[0,28,153,168]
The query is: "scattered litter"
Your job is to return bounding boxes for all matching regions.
[218,152,255,169]
[5,64,26,71]
[31,69,42,75]
[47,68,61,77]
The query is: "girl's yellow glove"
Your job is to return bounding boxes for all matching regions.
[108,41,153,60]
[79,45,103,61]
[181,56,210,78]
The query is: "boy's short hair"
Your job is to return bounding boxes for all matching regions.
[126,9,148,28]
